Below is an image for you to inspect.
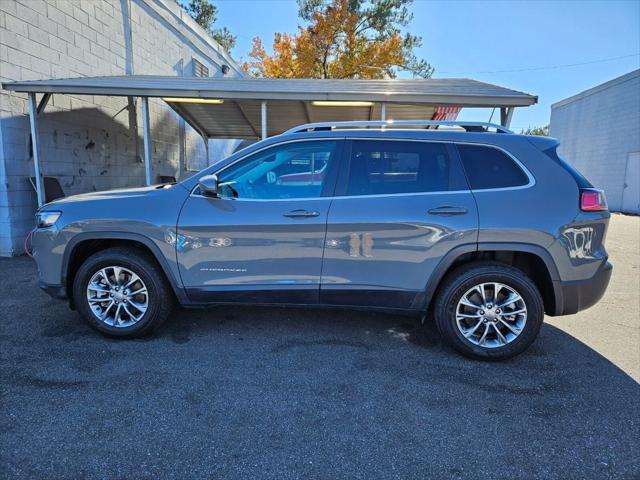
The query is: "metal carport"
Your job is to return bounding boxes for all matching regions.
[1,75,537,206]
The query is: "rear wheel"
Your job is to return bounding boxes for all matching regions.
[434,262,544,360]
[73,247,174,338]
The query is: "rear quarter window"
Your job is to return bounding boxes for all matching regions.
[457,144,529,190]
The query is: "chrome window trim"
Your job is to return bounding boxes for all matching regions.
[189,137,536,200]
[454,141,536,192]
[338,138,535,198]
[191,189,471,201]
[330,190,471,200]
[190,194,333,202]
[190,138,342,201]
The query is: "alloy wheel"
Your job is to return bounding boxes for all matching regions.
[455,282,527,348]
[86,266,149,328]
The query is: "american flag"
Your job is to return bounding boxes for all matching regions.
[431,106,461,121]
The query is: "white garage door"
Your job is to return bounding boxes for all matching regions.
[622,152,640,214]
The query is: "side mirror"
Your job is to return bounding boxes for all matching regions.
[198,174,219,197]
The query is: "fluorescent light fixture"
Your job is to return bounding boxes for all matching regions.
[162,97,224,104]
[311,101,373,107]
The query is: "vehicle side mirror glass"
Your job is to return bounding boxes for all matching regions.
[198,174,219,197]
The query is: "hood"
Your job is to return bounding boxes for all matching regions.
[46,184,180,206]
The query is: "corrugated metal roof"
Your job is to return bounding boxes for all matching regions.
[2,75,537,139]
[2,75,537,106]
[166,100,438,139]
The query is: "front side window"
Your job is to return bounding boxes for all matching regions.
[457,144,529,190]
[216,141,337,199]
[346,140,465,196]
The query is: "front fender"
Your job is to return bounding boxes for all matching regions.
[60,231,188,304]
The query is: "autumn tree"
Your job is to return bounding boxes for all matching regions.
[180,0,236,52]
[243,0,433,79]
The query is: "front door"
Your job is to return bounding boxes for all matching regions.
[177,139,342,304]
[320,139,478,309]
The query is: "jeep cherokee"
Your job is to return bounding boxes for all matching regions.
[31,121,612,360]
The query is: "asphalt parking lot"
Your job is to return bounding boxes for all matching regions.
[1,214,638,480]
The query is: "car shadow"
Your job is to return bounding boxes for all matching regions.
[157,303,640,403]
[153,304,640,474]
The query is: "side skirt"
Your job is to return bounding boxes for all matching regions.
[184,286,422,315]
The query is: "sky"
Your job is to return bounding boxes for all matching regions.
[209,0,640,131]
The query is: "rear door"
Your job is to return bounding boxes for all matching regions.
[320,139,478,309]
[177,139,343,304]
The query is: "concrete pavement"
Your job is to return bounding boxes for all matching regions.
[1,214,638,479]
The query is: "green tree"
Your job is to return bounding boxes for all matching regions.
[520,125,549,136]
[180,0,236,52]
[244,0,433,79]
[211,27,236,53]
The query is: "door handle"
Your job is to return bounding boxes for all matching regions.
[283,209,320,218]
[428,206,468,216]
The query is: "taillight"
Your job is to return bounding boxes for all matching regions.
[580,189,608,212]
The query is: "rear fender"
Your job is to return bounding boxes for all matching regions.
[416,242,562,313]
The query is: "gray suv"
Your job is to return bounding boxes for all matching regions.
[31,121,612,360]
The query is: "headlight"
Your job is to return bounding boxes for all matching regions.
[36,211,62,228]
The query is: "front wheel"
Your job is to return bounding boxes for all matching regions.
[434,262,544,360]
[73,247,174,338]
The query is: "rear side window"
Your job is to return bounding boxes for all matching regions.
[346,140,467,196]
[457,144,529,190]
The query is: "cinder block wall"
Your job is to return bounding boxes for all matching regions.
[0,0,243,256]
[550,70,640,213]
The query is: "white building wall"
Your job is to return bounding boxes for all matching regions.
[550,70,640,214]
[0,0,243,256]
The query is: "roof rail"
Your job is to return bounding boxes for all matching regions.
[284,120,513,135]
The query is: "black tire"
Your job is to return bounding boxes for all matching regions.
[73,247,174,338]
[434,262,544,360]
